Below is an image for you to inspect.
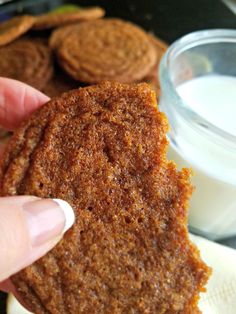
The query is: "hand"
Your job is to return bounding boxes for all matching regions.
[0,78,75,298]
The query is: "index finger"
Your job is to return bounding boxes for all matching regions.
[0,77,49,130]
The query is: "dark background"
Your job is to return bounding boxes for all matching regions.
[1,0,236,43]
[0,0,236,313]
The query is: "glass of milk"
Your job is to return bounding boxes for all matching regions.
[159,29,236,240]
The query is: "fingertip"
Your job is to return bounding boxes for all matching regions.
[52,199,75,233]
[0,78,50,130]
[0,196,74,281]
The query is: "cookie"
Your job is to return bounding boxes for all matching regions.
[49,24,79,50]
[33,7,105,30]
[148,33,168,60]
[42,71,78,98]
[143,70,161,98]
[0,38,53,90]
[0,127,10,140]
[0,15,35,47]
[56,19,158,83]
[142,34,168,98]
[0,82,210,313]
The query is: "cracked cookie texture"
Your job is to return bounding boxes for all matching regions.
[0,82,210,314]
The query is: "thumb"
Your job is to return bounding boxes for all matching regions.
[0,196,75,282]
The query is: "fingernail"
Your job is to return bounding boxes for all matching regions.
[23,198,75,247]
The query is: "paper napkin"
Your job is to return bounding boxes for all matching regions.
[191,234,236,314]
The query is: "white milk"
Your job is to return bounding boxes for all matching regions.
[168,75,236,239]
[177,75,236,137]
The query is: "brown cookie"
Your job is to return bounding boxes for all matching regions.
[0,82,210,314]
[33,7,105,30]
[148,33,168,59]
[56,19,158,84]
[49,24,79,50]
[0,127,10,140]
[143,69,161,98]
[142,34,168,98]
[0,15,35,47]
[0,38,53,90]
[42,72,79,97]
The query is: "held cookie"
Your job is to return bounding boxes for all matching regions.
[33,7,105,30]
[0,82,210,313]
[0,38,53,90]
[0,15,35,47]
[56,19,158,84]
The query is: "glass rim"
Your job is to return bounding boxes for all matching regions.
[159,29,236,150]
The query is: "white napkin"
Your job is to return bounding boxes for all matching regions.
[190,234,236,314]
[7,234,236,314]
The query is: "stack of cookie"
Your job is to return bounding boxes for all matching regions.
[0,6,167,99]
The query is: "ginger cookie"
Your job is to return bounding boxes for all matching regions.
[148,33,168,59]
[42,71,78,97]
[33,7,105,30]
[0,82,210,314]
[142,33,168,98]
[49,24,78,50]
[56,19,158,84]
[0,38,53,90]
[0,15,35,47]
[0,127,10,140]
[143,69,161,99]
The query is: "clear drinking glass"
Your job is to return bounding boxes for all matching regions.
[159,29,236,240]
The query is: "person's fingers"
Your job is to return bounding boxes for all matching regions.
[0,196,75,282]
[0,78,49,130]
